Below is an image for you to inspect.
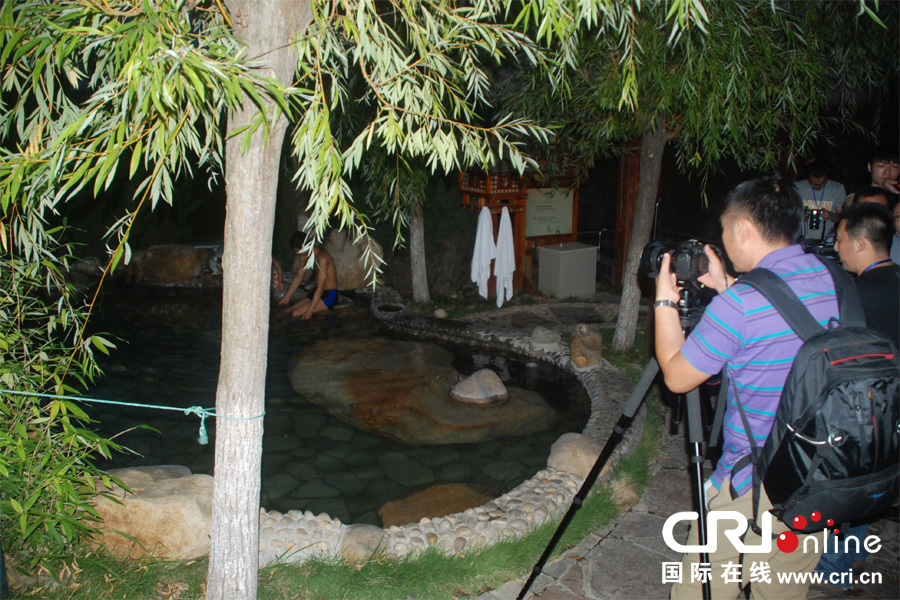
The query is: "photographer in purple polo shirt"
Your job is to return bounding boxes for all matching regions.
[655,176,840,599]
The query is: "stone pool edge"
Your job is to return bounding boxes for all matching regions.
[255,287,645,567]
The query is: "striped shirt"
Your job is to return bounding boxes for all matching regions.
[681,245,839,496]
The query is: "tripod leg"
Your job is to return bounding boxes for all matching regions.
[0,537,8,600]
[683,387,711,600]
[516,359,660,600]
[669,391,684,434]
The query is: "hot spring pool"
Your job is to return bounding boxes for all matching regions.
[85,284,590,527]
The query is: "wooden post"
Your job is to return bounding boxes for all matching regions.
[513,210,527,290]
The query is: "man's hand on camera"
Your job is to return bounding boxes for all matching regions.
[697,245,730,293]
[655,253,681,303]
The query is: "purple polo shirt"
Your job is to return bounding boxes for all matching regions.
[681,245,839,496]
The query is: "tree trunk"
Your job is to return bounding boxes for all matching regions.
[208,3,310,600]
[611,119,667,351]
[410,204,430,303]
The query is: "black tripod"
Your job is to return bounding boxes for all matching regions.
[517,290,713,600]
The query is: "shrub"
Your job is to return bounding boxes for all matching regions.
[0,248,120,576]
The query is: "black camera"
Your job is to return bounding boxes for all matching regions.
[640,240,714,285]
[802,238,838,261]
[806,208,824,231]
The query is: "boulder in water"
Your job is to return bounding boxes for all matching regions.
[450,368,509,405]
[287,336,558,445]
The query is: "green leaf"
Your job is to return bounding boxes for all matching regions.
[63,401,90,420]
[129,139,143,177]
[862,5,886,28]
[184,63,206,102]
[110,243,125,274]
[89,335,114,355]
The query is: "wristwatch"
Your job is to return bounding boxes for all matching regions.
[653,299,679,310]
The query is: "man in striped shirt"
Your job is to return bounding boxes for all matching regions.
[656,176,840,599]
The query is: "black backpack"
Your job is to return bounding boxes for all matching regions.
[724,258,900,534]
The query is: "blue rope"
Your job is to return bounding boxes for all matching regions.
[0,389,266,446]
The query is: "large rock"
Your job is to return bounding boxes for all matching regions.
[66,257,104,286]
[341,524,388,560]
[287,336,558,444]
[532,325,561,346]
[547,432,609,479]
[92,466,213,560]
[450,369,509,405]
[291,230,384,290]
[123,244,211,284]
[569,323,603,369]
[378,483,493,527]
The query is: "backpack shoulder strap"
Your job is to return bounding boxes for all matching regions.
[709,367,729,448]
[815,256,866,329]
[737,255,865,340]
[738,268,824,342]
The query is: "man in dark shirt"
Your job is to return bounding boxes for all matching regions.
[815,200,899,594]
[834,202,900,347]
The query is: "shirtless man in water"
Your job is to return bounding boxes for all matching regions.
[278,232,339,319]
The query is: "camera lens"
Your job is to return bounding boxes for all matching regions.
[640,242,667,279]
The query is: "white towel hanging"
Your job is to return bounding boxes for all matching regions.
[470,206,496,299]
[495,207,515,307]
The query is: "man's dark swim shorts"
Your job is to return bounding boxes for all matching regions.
[322,289,338,309]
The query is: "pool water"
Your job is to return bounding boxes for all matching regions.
[85,284,589,526]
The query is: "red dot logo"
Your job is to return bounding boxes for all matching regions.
[793,515,807,529]
[810,511,821,522]
[827,518,835,527]
[776,532,799,553]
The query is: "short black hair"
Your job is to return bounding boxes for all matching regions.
[868,147,899,165]
[289,231,306,251]
[723,175,803,244]
[805,160,832,179]
[839,202,894,254]
[852,186,890,206]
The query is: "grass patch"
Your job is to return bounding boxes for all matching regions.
[601,327,653,382]
[5,551,209,599]
[14,306,663,600]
